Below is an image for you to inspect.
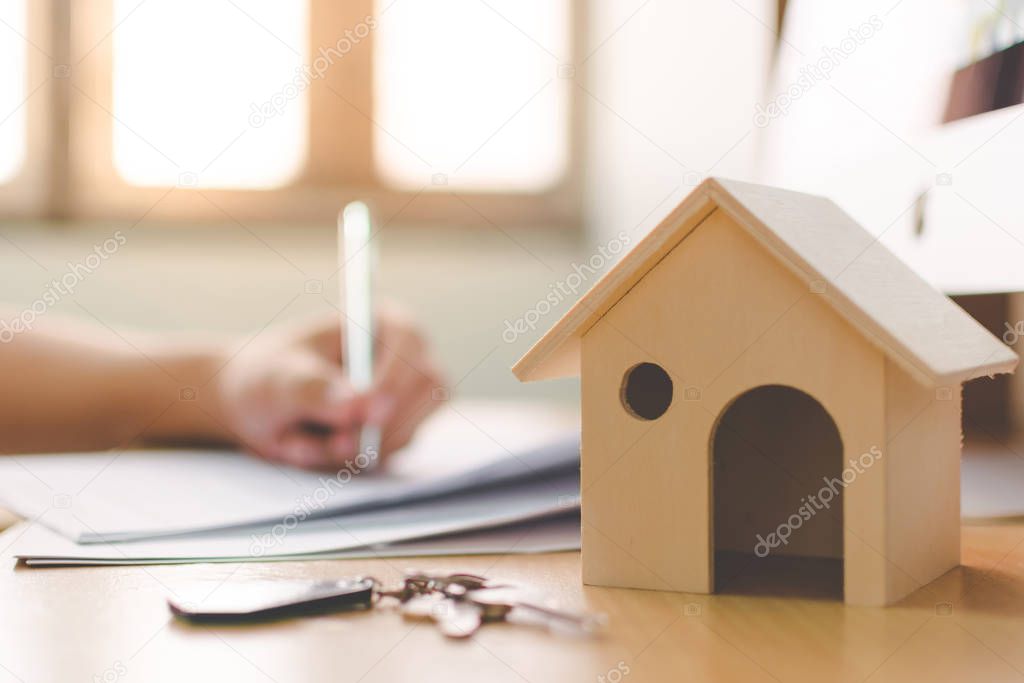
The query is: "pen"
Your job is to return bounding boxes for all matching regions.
[339,201,381,460]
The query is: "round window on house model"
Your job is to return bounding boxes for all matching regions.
[620,362,673,420]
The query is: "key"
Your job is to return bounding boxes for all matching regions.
[374,576,426,603]
[400,591,484,638]
[464,586,607,634]
[404,570,492,594]
[375,571,489,604]
[434,600,485,639]
[168,576,376,623]
[399,591,449,620]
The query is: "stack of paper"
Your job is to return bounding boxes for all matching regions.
[961,436,1024,522]
[0,402,581,566]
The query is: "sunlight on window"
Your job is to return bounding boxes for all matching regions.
[0,0,26,184]
[113,0,307,189]
[374,0,571,193]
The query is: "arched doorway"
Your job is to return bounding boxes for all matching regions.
[712,385,845,599]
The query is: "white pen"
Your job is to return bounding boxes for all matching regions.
[339,201,381,460]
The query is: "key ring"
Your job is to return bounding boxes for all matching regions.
[366,574,432,604]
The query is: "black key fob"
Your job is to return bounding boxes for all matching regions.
[168,576,376,623]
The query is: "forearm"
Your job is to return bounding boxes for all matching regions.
[0,318,234,453]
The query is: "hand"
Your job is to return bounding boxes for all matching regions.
[215,307,445,470]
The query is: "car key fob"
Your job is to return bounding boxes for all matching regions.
[168,576,376,623]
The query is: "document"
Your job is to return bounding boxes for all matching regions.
[10,471,579,565]
[962,437,1024,521]
[0,402,578,543]
[12,513,581,567]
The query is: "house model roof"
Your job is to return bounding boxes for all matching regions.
[513,177,1018,387]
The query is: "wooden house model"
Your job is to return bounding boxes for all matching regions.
[513,178,1018,606]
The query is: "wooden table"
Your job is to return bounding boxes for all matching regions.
[2,521,1024,683]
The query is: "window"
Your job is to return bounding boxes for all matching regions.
[374,0,571,192]
[112,0,308,189]
[0,0,579,224]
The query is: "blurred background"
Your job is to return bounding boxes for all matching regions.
[1,0,1023,418]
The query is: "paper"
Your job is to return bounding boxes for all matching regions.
[308,512,579,559]
[0,401,578,543]
[10,471,579,565]
[15,513,581,567]
[962,438,1024,522]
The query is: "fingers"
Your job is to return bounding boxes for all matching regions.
[380,383,440,454]
[268,426,364,471]
[369,313,436,426]
[280,353,366,430]
[373,318,425,384]
[276,431,333,470]
[254,352,368,469]
[367,325,446,458]
[231,303,445,472]
[280,307,432,433]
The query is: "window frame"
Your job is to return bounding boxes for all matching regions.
[45,0,583,228]
[0,0,59,218]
